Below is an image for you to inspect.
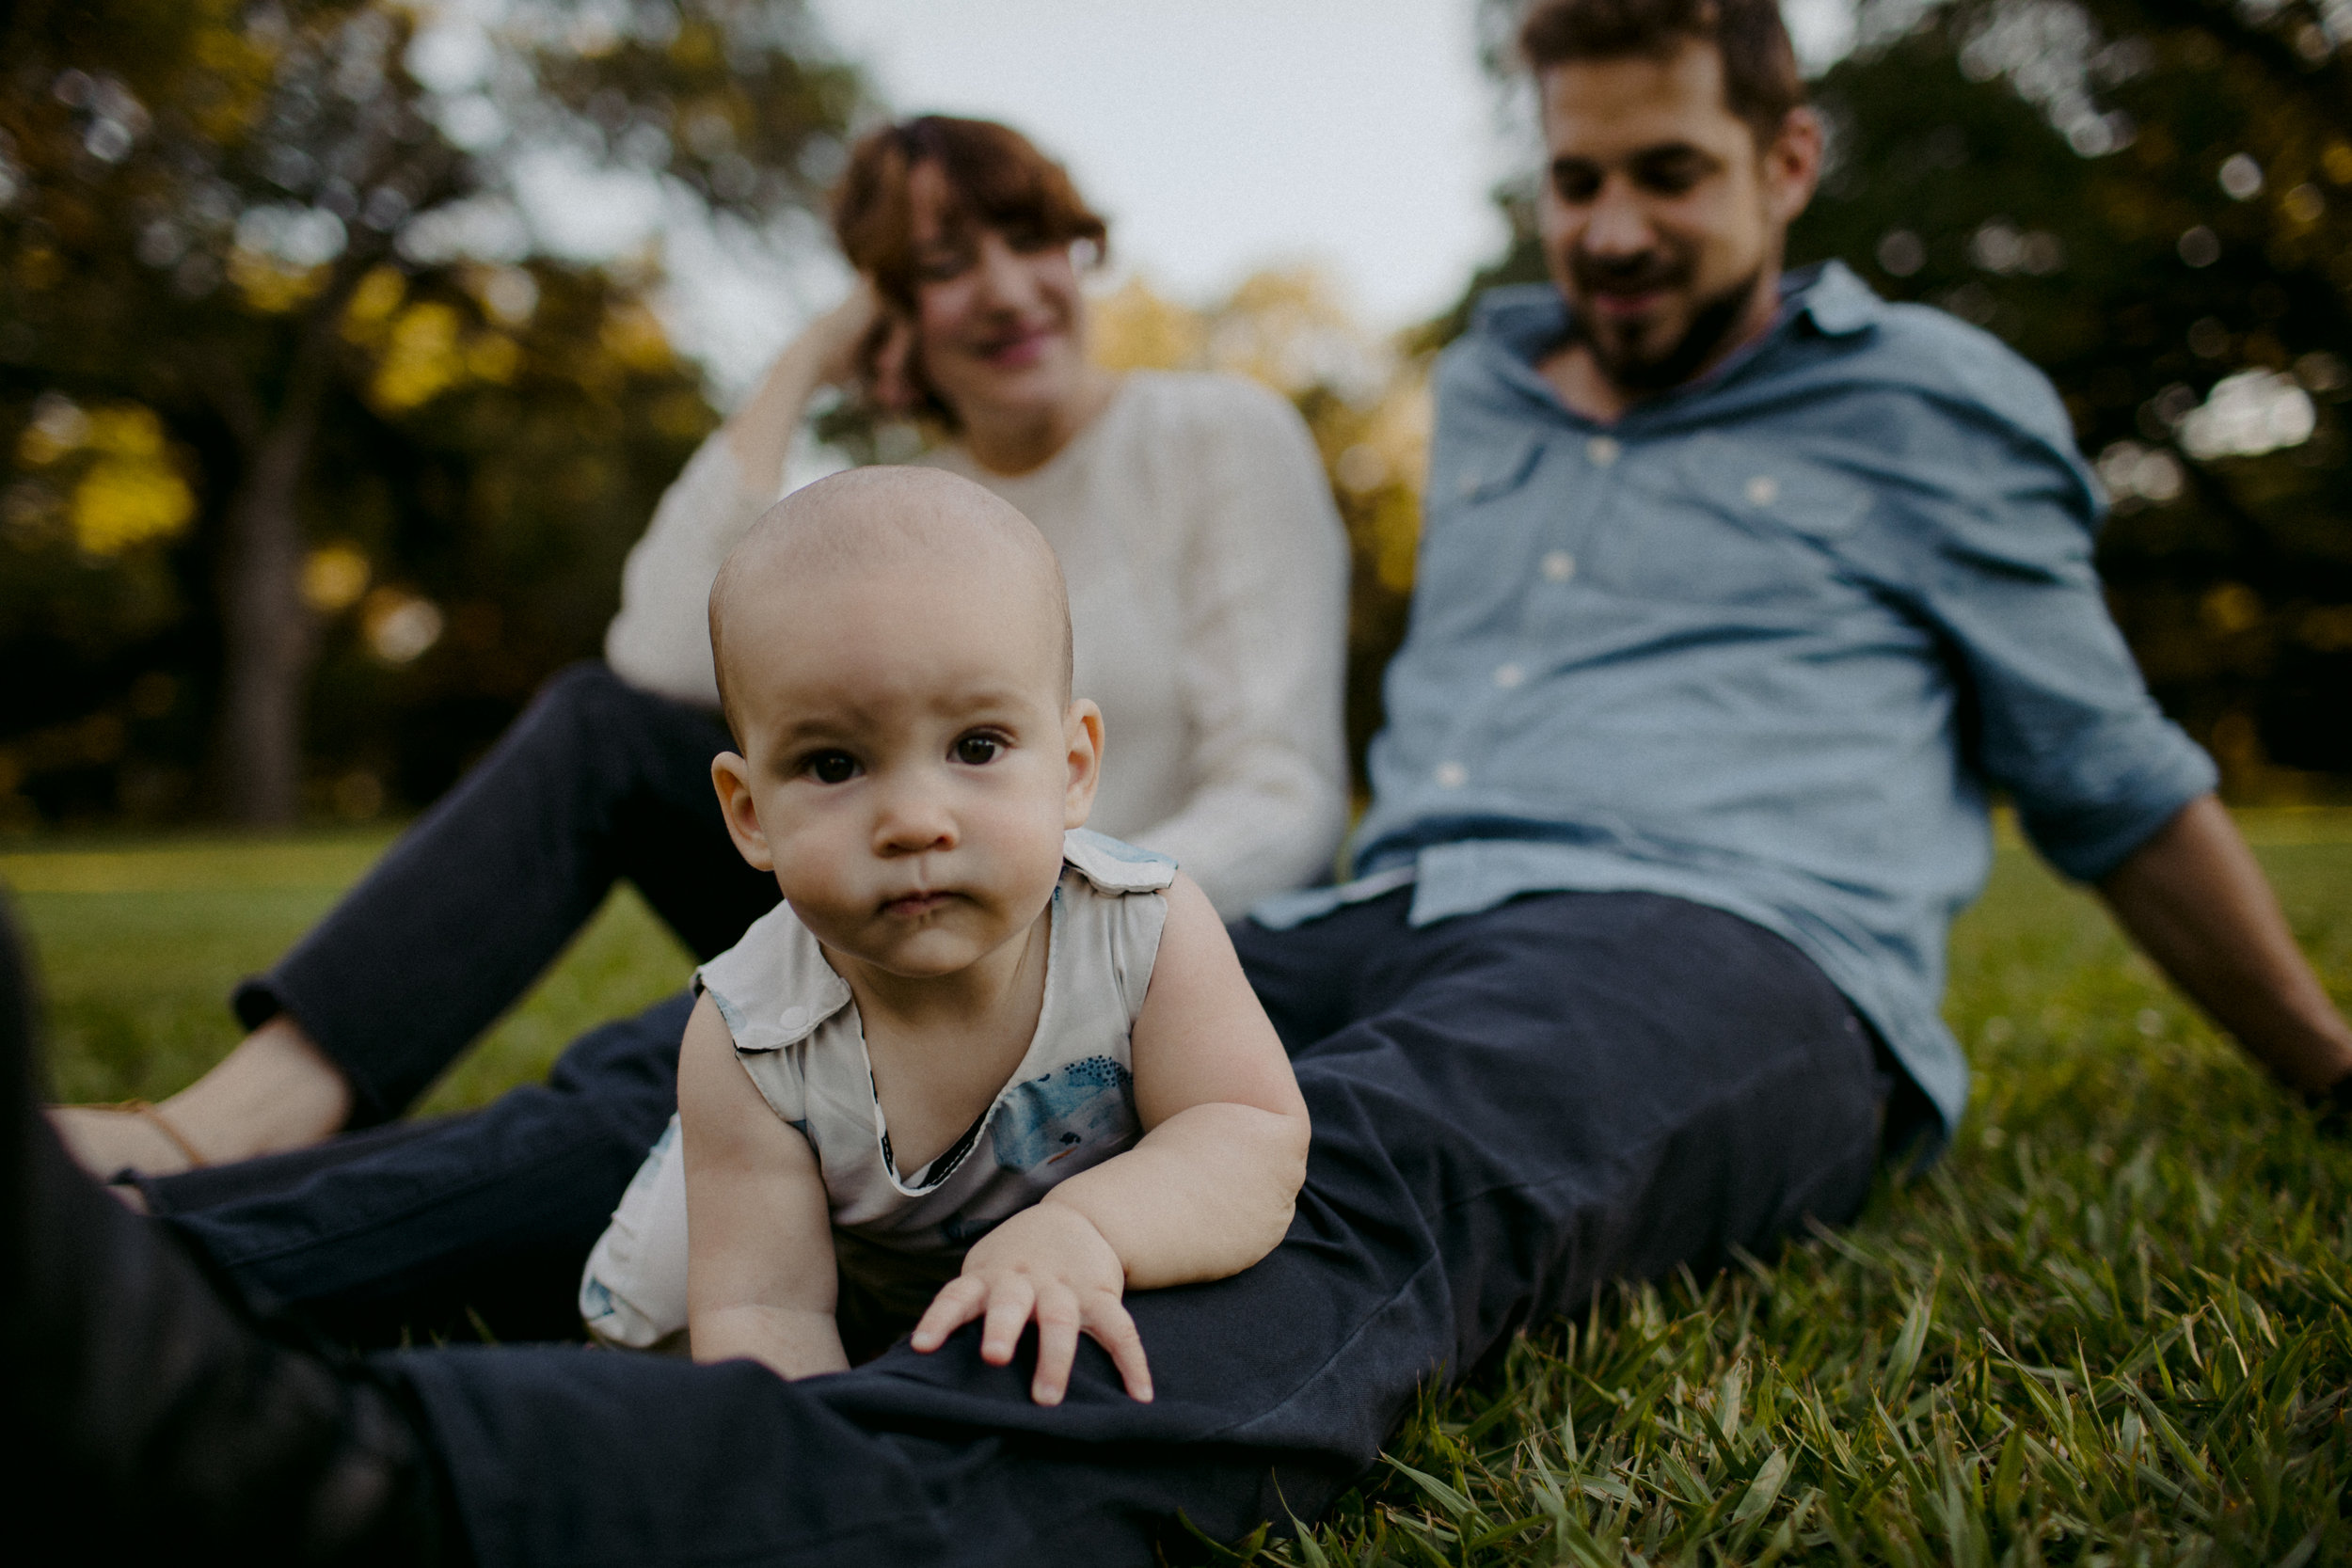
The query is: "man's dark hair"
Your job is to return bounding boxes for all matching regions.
[1517,0,1804,148]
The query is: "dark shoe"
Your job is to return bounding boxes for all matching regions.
[0,895,460,1564]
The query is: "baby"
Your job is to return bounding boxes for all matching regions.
[579,467,1311,1404]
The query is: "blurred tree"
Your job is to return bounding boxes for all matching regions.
[0,0,862,824]
[1452,0,2351,797]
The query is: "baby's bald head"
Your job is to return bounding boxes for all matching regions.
[708,467,1073,744]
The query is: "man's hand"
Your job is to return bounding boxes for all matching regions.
[909,1200,1152,1406]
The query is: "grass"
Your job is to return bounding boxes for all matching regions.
[0,828,692,1116]
[5,813,2348,1563]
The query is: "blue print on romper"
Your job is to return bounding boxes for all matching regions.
[991,1054,1135,1172]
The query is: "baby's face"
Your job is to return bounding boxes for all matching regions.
[719,551,1094,982]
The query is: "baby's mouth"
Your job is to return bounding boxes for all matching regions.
[881,890,957,920]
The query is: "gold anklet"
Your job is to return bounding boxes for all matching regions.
[84,1099,211,1170]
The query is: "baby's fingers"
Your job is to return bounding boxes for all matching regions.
[1028,1285,1083,1406]
[1087,1297,1153,1403]
[910,1275,990,1353]
[978,1277,1038,1368]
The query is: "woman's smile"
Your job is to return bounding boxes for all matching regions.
[974,325,1057,368]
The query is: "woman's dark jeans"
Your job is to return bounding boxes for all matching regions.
[143,662,772,1342]
[232,661,775,1126]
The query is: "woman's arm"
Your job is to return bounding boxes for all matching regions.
[603,288,887,706]
[719,284,887,502]
[909,874,1311,1403]
[1124,379,1352,919]
[678,992,849,1380]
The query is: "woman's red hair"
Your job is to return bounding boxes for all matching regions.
[831,116,1108,311]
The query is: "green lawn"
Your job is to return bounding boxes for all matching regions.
[5,815,2348,1564]
[0,829,692,1117]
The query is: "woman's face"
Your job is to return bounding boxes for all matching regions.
[901,160,1093,426]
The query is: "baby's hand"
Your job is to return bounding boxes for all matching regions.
[909,1201,1152,1405]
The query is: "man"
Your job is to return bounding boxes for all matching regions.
[12,0,2349,1560]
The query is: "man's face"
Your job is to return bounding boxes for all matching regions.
[1534,40,1818,394]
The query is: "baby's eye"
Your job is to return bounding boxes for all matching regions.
[803,751,859,784]
[953,734,1003,767]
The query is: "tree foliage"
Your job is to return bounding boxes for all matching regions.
[0,0,863,825]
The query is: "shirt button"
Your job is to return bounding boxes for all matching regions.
[1433,761,1469,789]
[1493,662,1525,689]
[1541,549,1577,582]
[1744,474,1779,507]
[778,1006,809,1031]
[1586,436,1621,467]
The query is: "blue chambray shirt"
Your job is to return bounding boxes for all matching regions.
[1254,261,2216,1144]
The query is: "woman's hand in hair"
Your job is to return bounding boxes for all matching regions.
[725,280,910,496]
[856,292,920,417]
[805,278,922,415]
[802,279,884,388]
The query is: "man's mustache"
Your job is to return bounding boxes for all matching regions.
[1571,248,1692,298]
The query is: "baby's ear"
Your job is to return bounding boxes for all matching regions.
[1062,699,1103,829]
[710,752,777,872]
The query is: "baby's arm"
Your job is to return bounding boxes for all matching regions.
[677,991,850,1381]
[912,872,1311,1402]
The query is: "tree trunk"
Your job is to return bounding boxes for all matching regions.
[207,406,317,826]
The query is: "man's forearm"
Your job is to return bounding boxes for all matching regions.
[2097,794,2352,1095]
[1045,1102,1310,1291]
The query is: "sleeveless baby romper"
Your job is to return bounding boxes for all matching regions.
[580,829,1177,1349]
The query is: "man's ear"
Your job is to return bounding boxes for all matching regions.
[710,752,777,872]
[1761,106,1823,226]
[1062,699,1104,830]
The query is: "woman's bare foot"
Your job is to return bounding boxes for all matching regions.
[48,1015,355,1180]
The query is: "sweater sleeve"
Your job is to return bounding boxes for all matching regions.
[1122,379,1352,918]
[602,432,770,708]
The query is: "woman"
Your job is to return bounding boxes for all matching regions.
[52,118,1348,1338]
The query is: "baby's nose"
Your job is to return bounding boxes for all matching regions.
[871,779,957,853]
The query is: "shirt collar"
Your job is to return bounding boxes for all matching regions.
[1470,259,1883,399]
[1789,259,1880,337]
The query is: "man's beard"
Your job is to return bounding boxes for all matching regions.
[1565,247,1762,397]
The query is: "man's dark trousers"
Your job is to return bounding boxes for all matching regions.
[196,885,1886,1565]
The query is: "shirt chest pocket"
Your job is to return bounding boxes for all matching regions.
[1590,439,1872,609]
[1418,436,1544,623]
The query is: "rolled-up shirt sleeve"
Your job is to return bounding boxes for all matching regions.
[1130,381,1351,916]
[1882,402,2217,882]
[603,433,769,709]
